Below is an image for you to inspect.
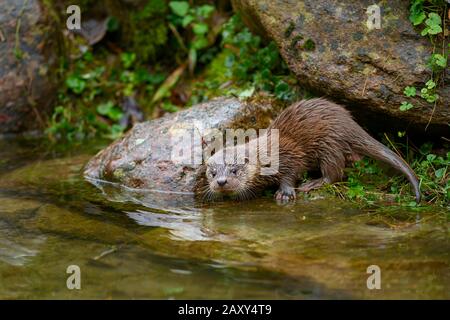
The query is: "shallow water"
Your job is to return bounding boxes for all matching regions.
[0,138,448,299]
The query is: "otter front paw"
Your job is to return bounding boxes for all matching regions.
[274,187,297,201]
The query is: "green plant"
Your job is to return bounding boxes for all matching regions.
[402,0,448,112]
[420,79,439,103]
[322,140,449,207]
[400,102,414,111]
[403,86,416,97]
[46,49,165,141]
[410,143,450,204]
[126,0,169,61]
[167,1,216,72]
[189,15,302,104]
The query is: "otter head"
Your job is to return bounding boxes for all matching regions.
[204,145,258,200]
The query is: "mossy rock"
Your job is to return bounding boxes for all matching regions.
[231,0,450,129]
[50,0,169,62]
[0,0,64,134]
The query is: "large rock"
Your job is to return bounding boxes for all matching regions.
[0,0,62,134]
[232,0,449,127]
[84,96,283,192]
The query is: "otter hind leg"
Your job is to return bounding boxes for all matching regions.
[320,156,345,185]
[299,155,346,193]
[298,178,325,192]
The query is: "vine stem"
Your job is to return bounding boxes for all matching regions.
[14,0,30,59]
[426,3,448,130]
[425,100,437,130]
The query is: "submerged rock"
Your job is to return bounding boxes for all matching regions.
[84,96,283,192]
[232,0,449,127]
[25,204,135,244]
[0,0,62,134]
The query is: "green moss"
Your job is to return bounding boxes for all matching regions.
[284,21,295,38]
[75,0,97,9]
[289,34,303,51]
[188,51,234,104]
[127,0,169,62]
[303,38,316,51]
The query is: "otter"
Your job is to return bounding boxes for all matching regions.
[197,98,421,203]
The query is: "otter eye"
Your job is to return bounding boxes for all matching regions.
[209,168,216,177]
[231,168,237,175]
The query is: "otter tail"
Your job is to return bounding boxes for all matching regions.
[350,129,421,203]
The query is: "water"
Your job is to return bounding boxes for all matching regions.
[0,138,448,299]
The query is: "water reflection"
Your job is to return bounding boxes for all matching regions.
[0,139,448,299]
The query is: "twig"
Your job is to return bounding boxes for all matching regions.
[425,99,438,131]
[94,246,118,260]
[14,0,29,59]
[0,27,5,42]
[150,62,187,105]
[361,74,369,96]
[384,133,403,158]
[168,23,188,53]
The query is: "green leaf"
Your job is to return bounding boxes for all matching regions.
[107,107,124,121]
[420,27,430,36]
[425,79,436,89]
[422,12,442,35]
[275,81,289,94]
[419,85,438,103]
[400,101,414,111]
[192,23,209,35]
[135,69,166,85]
[161,102,179,113]
[188,47,197,73]
[238,86,255,99]
[83,51,94,62]
[121,52,136,69]
[108,124,126,140]
[407,201,417,207]
[169,1,190,17]
[429,53,447,69]
[410,11,426,26]
[163,286,185,295]
[107,17,120,32]
[435,167,446,179]
[261,68,272,80]
[303,39,316,51]
[96,101,114,116]
[424,92,438,103]
[97,101,123,121]
[191,37,208,50]
[347,185,364,199]
[426,154,436,162]
[66,75,86,94]
[197,5,214,18]
[427,12,442,26]
[409,0,426,25]
[403,86,416,97]
[181,14,194,27]
[419,143,432,155]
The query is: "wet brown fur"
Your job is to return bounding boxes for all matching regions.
[198,98,421,202]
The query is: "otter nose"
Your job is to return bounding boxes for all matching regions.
[217,177,227,187]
